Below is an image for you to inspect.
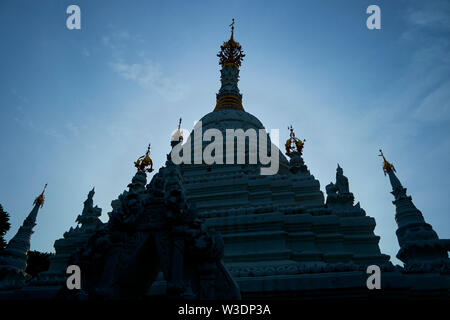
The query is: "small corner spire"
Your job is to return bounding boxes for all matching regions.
[134,143,154,173]
[285,125,306,157]
[378,149,395,175]
[33,183,47,208]
[177,118,183,142]
[171,118,184,146]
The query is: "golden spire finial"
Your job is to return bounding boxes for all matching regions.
[33,183,47,208]
[217,19,245,68]
[134,144,154,173]
[379,149,395,175]
[285,125,306,157]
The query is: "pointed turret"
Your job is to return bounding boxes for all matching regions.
[378,150,450,271]
[0,184,47,273]
[75,187,102,231]
[285,125,306,157]
[134,143,154,173]
[326,164,356,210]
[129,144,152,194]
[214,19,246,111]
[108,145,152,227]
[41,187,103,281]
[171,118,184,148]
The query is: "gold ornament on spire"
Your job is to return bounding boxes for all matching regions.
[134,144,154,173]
[33,183,47,208]
[285,126,306,156]
[378,149,395,175]
[217,18,245,68]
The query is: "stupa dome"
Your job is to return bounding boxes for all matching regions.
[180,108,289,171]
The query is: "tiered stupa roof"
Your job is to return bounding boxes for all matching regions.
[379,150,450,272]
[0,184,47,276]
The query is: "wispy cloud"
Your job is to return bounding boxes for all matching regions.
[393,0,450,124]
[11,88,29,104]
[13,117,82,142]
[111,59,187,102]
[102,28,187,102]
[81,48,91,57]
[111,60,162,85]
[14,117,66,142]
[10,88,29,114]
[413,80,450,122]
[410,36,449,123]
[65,122,80,137]
[406,0,450,31]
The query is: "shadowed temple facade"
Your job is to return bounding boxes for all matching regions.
[0,23,449,300]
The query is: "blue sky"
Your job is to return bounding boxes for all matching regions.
[0,0,449,266]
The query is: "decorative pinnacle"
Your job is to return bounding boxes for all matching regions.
[134,144,154,173]
[171,118,184,143]
[285,125,306,157]
[33,183,47,208]
[379,149,395,175]
[217,19,245,68]
[177,118,183,142]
